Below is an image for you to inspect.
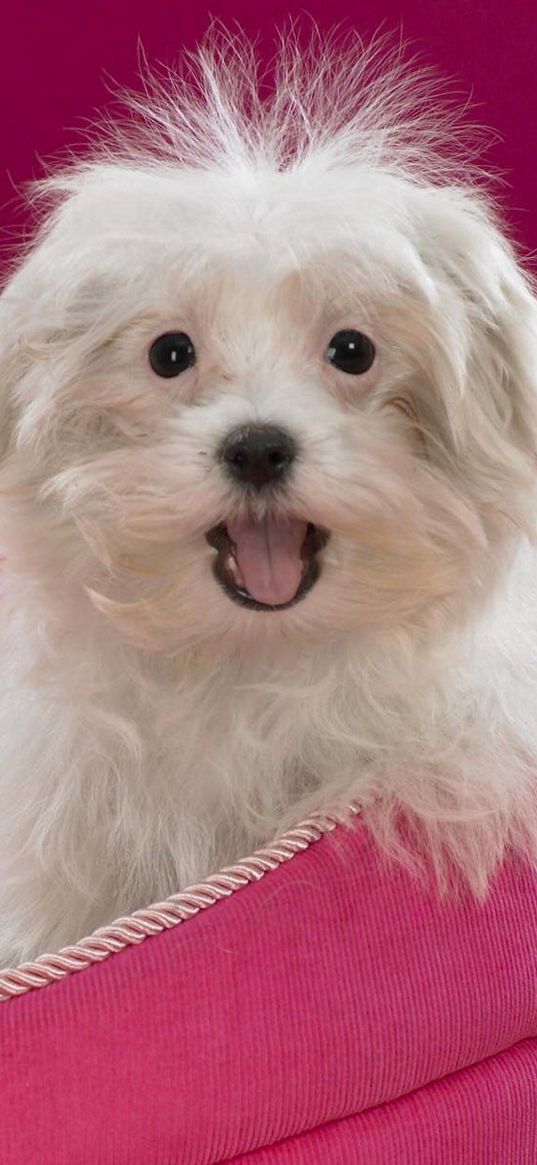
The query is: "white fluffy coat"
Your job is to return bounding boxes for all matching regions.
[1,33,537,964]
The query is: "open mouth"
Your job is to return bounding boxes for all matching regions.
[206,516,329,611]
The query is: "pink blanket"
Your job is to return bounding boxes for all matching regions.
[1,820,536,1162]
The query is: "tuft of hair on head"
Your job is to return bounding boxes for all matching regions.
[28,22,496,214]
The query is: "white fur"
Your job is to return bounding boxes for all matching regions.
[2,32,537,964]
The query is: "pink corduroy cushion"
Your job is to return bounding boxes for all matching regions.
[1,820,537,1163]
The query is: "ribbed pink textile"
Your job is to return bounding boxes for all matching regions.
[232,1041,537,1163]
[2,821,537,1163]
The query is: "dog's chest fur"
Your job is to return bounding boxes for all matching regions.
[1,540,537,964]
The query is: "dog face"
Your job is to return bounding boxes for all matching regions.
[2,80,537,656]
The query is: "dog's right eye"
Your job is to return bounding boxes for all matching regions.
[149,332,196,378]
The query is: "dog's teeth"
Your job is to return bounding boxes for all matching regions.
[227,554,246,589]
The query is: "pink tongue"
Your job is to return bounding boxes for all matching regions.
[227,516,307,606]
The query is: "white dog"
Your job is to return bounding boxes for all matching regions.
[1,33,537,966]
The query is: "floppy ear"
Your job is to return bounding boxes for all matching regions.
[0,214,66,464]
[0,330,18,463]
[422,187,537,447]
[482,252,537,463]
[413,185,537,539]
[0,183,124,475]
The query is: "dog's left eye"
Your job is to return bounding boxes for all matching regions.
[325,330,376,375]
[149,332,196,378]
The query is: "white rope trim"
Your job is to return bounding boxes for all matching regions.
[0,804,359,1002]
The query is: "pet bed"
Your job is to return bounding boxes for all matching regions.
[1,812,537,1163]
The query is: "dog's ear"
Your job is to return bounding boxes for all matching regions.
[417,186,537,463]
[0,276,33,464]
[0,211,64,463]
[486,256,537,463]
[0,187,121,467]
[402,184,537,551]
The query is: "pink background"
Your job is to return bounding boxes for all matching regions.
[1,1,536,253]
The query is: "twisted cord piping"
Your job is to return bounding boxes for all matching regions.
[0,806,358,1001]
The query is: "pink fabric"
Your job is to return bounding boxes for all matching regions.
[1,821,537,1162]
[232,1041,537,1163]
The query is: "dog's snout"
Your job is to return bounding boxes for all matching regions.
[220,425,297,489]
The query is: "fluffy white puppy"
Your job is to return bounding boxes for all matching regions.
[1,34,537,965]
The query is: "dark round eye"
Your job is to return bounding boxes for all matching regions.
[149,332,196,378]
[325,329,376,375]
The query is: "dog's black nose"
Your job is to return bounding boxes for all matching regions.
[221,425,297,489]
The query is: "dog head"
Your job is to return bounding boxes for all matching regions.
[2,36,537,655]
